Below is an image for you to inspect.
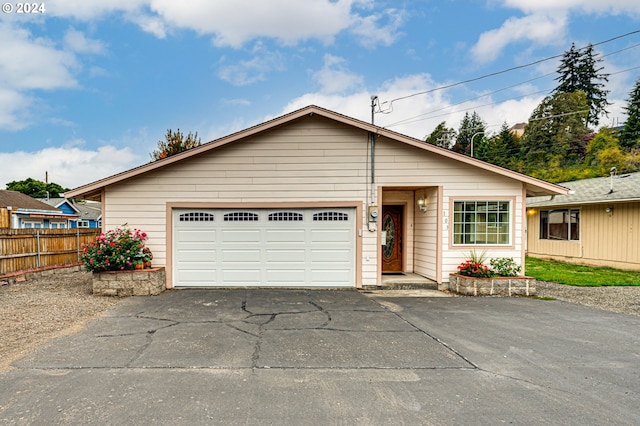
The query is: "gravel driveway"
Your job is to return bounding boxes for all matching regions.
[1,271,639,372]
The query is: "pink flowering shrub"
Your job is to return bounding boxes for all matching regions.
[81,227,149,272]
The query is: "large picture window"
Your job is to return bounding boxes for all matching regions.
[453,201,511,245]
[540,209,580,240]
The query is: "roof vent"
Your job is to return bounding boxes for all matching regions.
[608,167,617,194]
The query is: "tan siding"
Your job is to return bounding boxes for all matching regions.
[104,116,529,285]
[582,203,639,268]
[527,202,639,271]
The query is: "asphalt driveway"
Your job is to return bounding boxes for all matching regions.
[1,289,639,425]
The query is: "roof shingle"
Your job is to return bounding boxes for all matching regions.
[527,172,640,207]
[0,190,60,212]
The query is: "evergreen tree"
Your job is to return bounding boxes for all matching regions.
[452,112,485,156]
[151,129,202,161]
[424,122,456,149]
[619,76,640,150]
[554,43,610,127]
[520,92,590,173]
[477,122,518,168]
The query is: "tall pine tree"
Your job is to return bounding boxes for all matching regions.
[619,76,640,150]
[452,112,485,156]
[476,122,518,169]
[520,92,590,174]
[554,43,610,127]
[424,122,456,149]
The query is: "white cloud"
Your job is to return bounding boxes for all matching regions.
[151,0,355,47]
[48,0,401,48]
[47,0,147,20]
[313,55,364,94]
[472,0,640,65]
[125,13,168,39]
[349,8,406,49]
[0,23,78,90]
[471,14,567,64]
[501,0,640,16]
[0,145,142,189]
[0,88,33,130]
[279,72,543,140]
[63,28,106,54]
[0,22,83,129]
[217,44,285,86]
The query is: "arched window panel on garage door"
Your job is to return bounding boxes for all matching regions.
[179,212,215,222]
[224,212,259,222]
[268,211,303,221]
[313,211,349,221]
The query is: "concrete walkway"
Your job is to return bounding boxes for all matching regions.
[1,289,639,425]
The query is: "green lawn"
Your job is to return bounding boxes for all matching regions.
[525,257,640,286]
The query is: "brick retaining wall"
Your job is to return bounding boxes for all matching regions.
[0,263,84,285]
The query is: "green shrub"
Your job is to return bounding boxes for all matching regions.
[490,257,521,277]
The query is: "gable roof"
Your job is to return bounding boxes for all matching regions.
[38,197,80,212]
[65,105,568,200]
[0,190,61,212]
[38,197,101,220]
[73,200,102,221]
[527,172,640,207]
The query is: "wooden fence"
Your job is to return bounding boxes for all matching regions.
[0,208,10,229]
[0,229,101,276]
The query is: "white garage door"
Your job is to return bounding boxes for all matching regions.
[172,208,356,287]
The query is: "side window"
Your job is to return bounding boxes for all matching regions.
[539,209,580,241]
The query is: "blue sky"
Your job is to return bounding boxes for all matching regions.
[1,0,640,189]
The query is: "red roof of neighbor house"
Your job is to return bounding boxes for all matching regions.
[0,190,61,212]
[65,105,568,200]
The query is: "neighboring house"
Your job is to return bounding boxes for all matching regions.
[509,123,527,137]
[0,190,78,229]
[38,198,102,228]
[527,172,640,271]
[66,105,566,289]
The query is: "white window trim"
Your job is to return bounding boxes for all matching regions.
[451,199,513,247]
[22,220,44,229]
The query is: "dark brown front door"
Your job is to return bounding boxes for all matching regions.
[382,205,403,272]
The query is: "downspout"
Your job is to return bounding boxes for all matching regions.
[370,96,377,206]
[370,131,375,204]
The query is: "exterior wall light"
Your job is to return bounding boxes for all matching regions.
[417,196,427,213]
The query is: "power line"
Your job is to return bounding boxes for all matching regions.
[375,28,640,114]
[385,65,640,129]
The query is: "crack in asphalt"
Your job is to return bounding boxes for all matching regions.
[16,292,485,375]
[371,300,479,370]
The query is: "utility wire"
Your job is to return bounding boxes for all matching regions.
[376,28,640,115]
[386,65,640,129]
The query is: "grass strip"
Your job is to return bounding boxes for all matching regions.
[526,257,640,287]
